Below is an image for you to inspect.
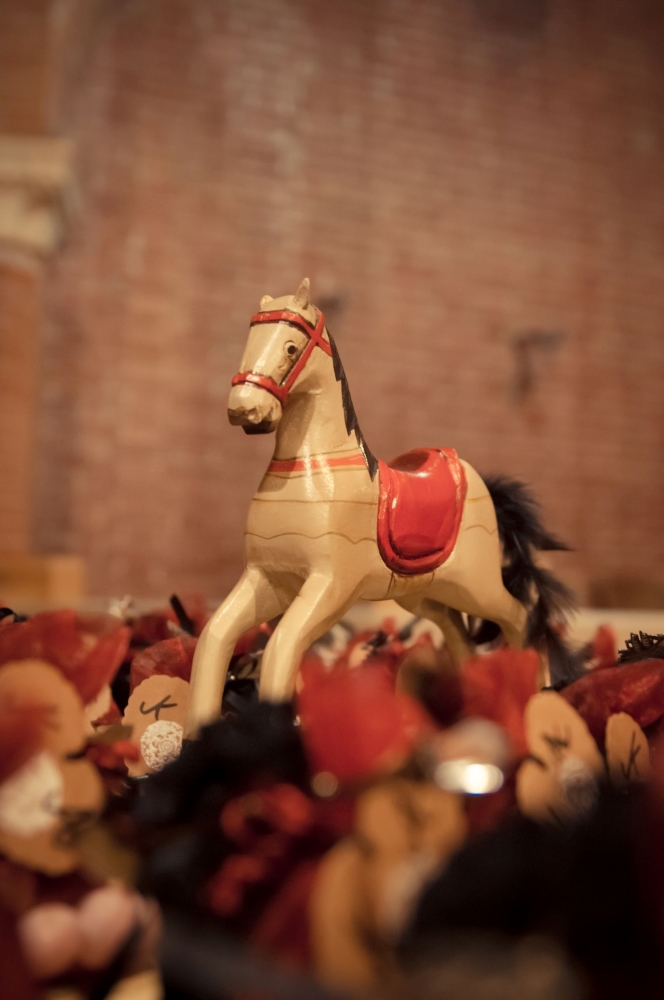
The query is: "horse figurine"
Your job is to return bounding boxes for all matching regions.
[187,279,573,734]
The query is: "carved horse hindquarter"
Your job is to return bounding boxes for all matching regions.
[186,279,528,735]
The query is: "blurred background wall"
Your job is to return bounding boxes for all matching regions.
[2,0,664,605]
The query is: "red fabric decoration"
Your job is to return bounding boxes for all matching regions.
[0,905,38,1000]
[111,739,140,761]
[93,698,122,727]
[207,854,270,916]
[130,595,209,653]
[220,785,315,846]
[208,785,317,919]
[334,619,435,682]
[369,630,438,685]
[461,648,540,759]
[130,635,197,692]
[588,625,618,671]
[128,610,271,694]
[297,659,433,783]
[129,612,172,651]
[249,859,319,968]
[0,612,129,705]
[562,658,664,749]
[230,621,275,661]
[85,740,140,774]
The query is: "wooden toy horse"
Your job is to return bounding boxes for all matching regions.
[187,279,572,734]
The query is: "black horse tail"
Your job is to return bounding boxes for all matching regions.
[480,475,582,687]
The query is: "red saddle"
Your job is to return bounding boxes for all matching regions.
[377,448,467,576]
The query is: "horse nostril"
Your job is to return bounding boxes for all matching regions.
[228,405,261,426]
[228,407,247,426]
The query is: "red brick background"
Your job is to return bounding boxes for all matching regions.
[0,261,40,552]
[35,0,664,603]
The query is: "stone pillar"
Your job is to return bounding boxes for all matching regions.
[0,134,75,550]
[0,0,100,604]
[0,136,83,602]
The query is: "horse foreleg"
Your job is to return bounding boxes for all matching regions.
[396,595,474,668]
[259,573,357,702]
[186,567,286,736]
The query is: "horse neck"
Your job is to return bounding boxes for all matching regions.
[273,351,358,460]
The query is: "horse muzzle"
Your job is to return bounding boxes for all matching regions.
[228,384,281,434]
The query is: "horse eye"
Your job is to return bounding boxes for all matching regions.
[286,343,298,357]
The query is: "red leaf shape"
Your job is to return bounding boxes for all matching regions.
[0,611,130,704]
[461,648,540,759]
[130,635,197,692]
[297,659,432,783]
[562,657,664,749]
[590,625,618,670]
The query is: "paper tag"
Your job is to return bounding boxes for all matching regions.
[525,691,603,773]
[517,692,603,822]
[122,675,190,776]
[0,757,105,875]
[0,750,63,836]
[605,713,651,788]
[0,659,105,873]
[0,660,86,756]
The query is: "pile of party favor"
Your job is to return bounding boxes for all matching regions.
[2,597,664,1000]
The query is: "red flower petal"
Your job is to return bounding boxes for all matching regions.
[130,635,197,692]
[461,648,540,759]
[297,659,432,783]
[562,657,664,749]
[0,612,129,705]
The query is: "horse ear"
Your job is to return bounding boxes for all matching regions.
[293,277,310,309]
[260,294,273,309]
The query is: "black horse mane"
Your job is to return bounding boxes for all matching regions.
[327,331,378,480]
[481,475,580,686]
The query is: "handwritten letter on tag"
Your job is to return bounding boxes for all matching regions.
[605,713,651,789]
[517,691,604,823]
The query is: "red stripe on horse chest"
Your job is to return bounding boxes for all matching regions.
[267,454,367,474]
[377,448,467,575]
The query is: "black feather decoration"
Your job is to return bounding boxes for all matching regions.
[483,475,580,686]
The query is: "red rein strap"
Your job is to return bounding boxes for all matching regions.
[231,308,330,405]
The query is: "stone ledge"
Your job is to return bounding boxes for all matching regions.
[0,553,86,607]
[0,135,77,255]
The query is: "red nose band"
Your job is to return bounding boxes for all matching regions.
[231,307,330,406]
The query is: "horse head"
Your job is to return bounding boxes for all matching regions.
[228,278,332,434]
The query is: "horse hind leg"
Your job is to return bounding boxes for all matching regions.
[482,587,528,650]
[396,594,474,668]
[446,569,528,651]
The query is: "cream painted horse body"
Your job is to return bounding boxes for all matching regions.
[187,280,528,734]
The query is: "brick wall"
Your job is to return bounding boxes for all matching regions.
[36,0,664,603]
[0,0,50,135]
[0,259,40,551]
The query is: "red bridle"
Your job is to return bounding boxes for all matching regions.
[231,307,331,406]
